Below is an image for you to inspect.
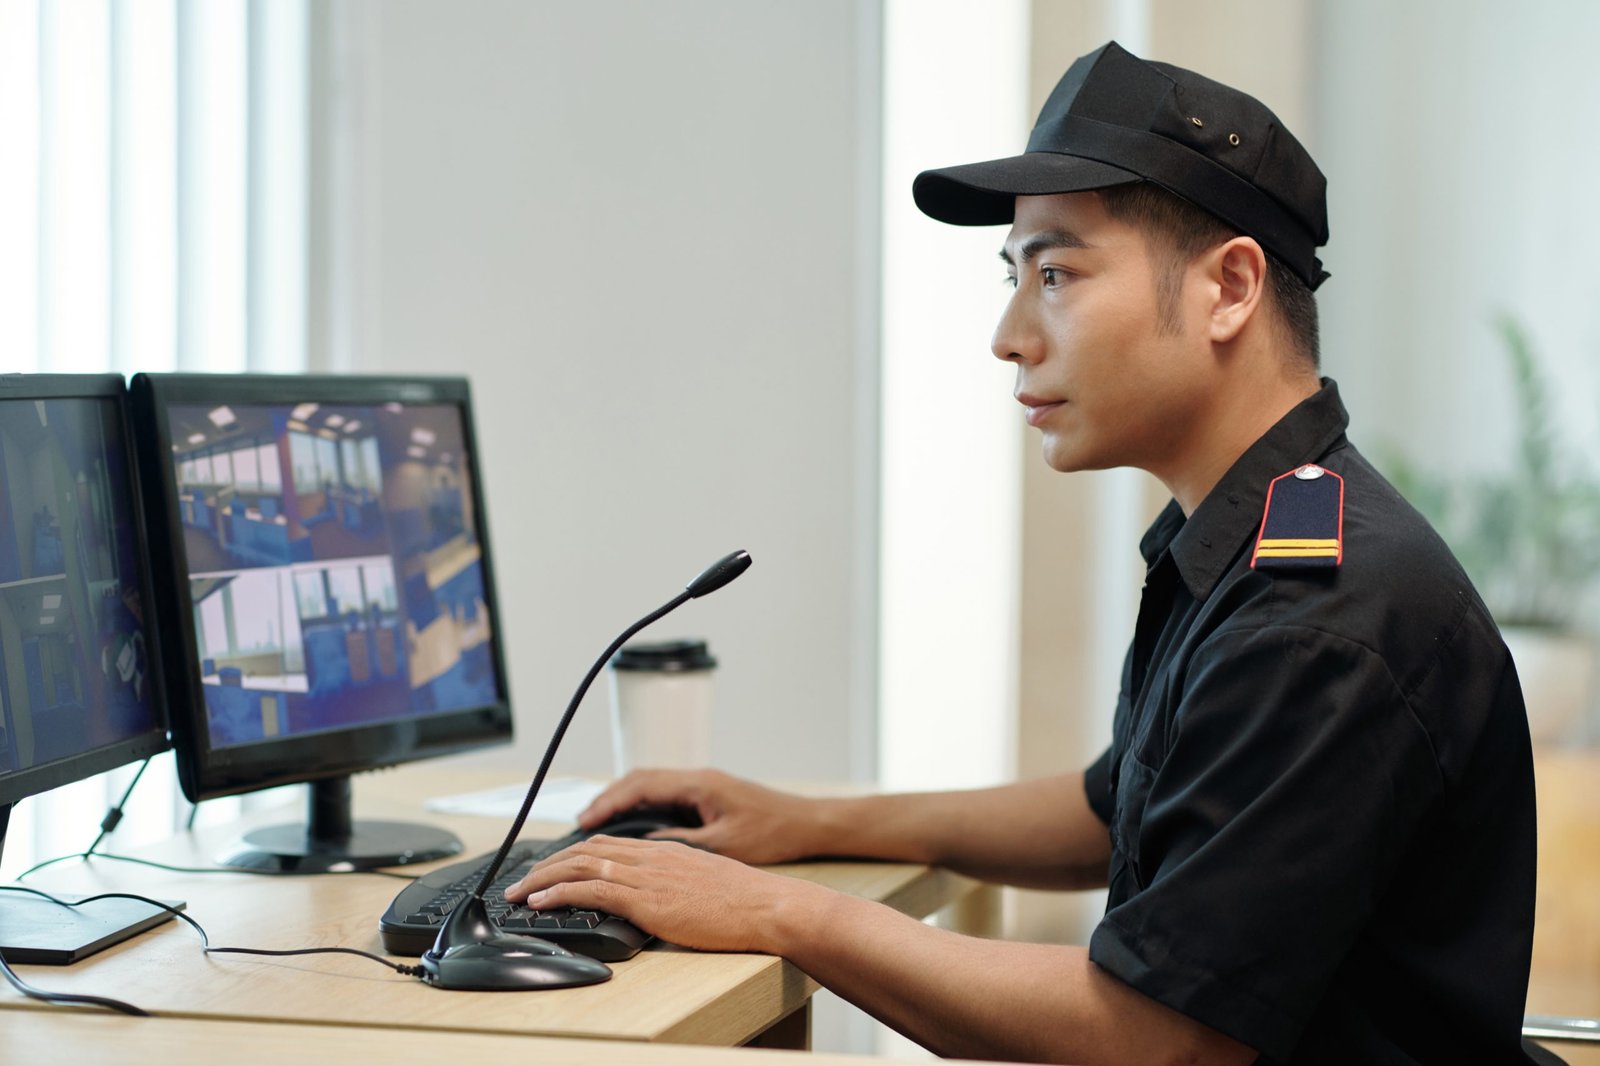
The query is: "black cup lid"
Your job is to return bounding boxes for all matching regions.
[611,639,717,672]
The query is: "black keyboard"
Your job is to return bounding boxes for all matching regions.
[379,829,650,962]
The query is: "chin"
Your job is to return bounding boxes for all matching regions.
[1040,435,1109,474]
[1041,443,1085,473]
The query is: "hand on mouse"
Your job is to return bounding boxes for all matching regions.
[501,835,829,955]
[578,769,829,865]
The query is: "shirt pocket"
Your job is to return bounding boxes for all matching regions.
[1110,751,1159,891]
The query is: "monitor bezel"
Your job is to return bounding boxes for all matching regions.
[0,373,171,807]
[129,372,514,803]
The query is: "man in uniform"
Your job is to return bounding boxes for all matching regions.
[506,42,1539,1065]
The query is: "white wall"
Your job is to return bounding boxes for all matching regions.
[1315,1,1600,475]
[309,1,882,785]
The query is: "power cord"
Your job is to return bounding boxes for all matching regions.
[13,758,416,882]
[8,755,163,881]
[0,885,426,1016]
[83,756,153,858]
[16,850,418,882]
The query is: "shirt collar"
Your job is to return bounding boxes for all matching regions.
[1140,378,1351,600]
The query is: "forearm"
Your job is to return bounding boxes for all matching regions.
[766,883,1252,1066]
[809,772,1110,889]
[507,833,1244,1062]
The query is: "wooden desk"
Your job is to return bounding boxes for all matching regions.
[1528,750,1600,1066]
[0,762,976,1049]
[2,1011,1016,1066]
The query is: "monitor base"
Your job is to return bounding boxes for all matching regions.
[220,820,462,873]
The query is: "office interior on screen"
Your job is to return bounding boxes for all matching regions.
[167,402,495,748]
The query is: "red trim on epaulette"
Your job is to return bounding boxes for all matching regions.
[1336,471,1345,565]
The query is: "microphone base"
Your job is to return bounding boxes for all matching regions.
[419,896,612,991]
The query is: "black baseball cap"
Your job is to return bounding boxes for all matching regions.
[913,41,1330,290]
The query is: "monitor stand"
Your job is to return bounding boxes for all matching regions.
[0,805,185,965]
[217,775,463,873]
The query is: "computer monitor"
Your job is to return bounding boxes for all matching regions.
[131,373,513,872]
[0,373,176,962]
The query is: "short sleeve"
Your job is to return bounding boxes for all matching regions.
[1083,747,1114,826]
[1088,625,1441,1062]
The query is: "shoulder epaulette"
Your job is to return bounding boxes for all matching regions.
[1251,464,1344,570]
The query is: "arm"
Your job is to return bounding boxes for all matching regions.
[504,838,1254,1066]
[580,768,1110,890]
[814,772,1110,889]
[785,885,1256,1066]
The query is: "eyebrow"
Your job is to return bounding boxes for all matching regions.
[998,228,1091,267]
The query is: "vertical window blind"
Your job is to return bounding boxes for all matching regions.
[0,0,308,877]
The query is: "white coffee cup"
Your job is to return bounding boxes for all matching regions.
[607,639,716,775]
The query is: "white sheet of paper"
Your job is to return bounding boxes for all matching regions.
[424,777,605,823]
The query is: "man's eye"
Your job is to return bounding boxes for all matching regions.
[1003,274,1018,289]
[1040,267,1063,287]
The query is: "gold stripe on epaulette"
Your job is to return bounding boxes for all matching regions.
[1255,547,1340,558]
[1256,538,1340,549]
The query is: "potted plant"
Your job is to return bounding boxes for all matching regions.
[1382,315,1600,744]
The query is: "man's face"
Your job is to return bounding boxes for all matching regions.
[995,192,1212,476]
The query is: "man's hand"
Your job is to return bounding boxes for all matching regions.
[501,835,825,954]
[578,768,827,865]
[502,834,1253,1066]
[583,768,1113,889]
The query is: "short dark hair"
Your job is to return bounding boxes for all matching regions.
[1097,183,1320,367]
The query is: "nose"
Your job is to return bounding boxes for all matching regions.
[990,289,1041,365]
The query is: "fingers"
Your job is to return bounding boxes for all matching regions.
[521,877,620,909]
[503,835,670,901]
[515,874,632,916]
[646,826,715,850]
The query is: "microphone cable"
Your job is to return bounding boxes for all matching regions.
[0,884,426,1017]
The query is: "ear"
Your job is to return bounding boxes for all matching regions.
[1204,236,1267,344]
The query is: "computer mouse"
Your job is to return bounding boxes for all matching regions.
[588,805,703,840]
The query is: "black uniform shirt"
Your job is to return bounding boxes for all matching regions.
[1083,379,1537,1065]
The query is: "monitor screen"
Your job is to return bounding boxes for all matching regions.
[0,374,176,964]
[0,375,166,806]
[132,374,513,871]
[171,399,499,748]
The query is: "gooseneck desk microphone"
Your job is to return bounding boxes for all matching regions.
[419,550,753,991]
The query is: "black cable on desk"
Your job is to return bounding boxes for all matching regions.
[15,850,418,882]
[0,950,151,1016]
[0,886,426,1017]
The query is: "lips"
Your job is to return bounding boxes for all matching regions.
[1016,393,1065,428]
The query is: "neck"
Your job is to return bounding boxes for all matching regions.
[1154,358,1320,515]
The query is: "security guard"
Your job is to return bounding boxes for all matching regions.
[507,42,1540,1065]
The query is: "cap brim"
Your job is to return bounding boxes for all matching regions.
[913,153,1143,225]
